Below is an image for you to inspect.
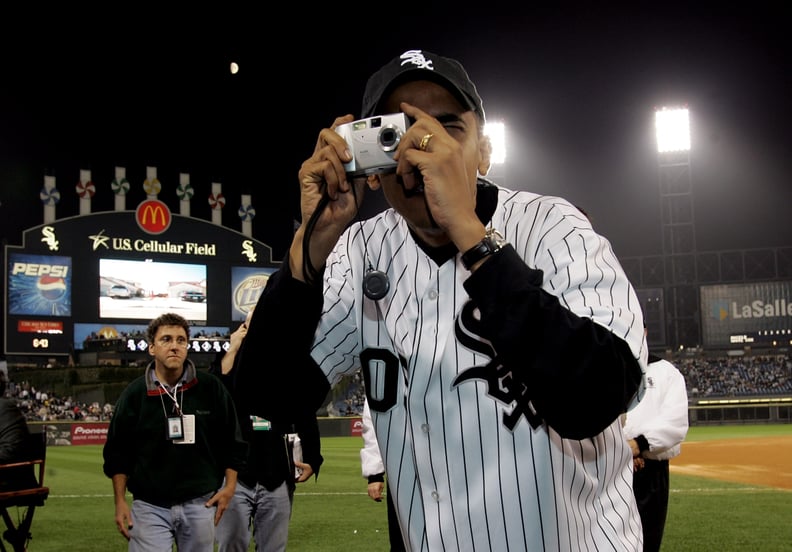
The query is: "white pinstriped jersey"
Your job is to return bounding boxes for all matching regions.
[313,186,647,551]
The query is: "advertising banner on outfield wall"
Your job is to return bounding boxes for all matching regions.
[71,423,109,445]
[700,281,792,348]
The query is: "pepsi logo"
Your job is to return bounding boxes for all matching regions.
[37,275,66,301]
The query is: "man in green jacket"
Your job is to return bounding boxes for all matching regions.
[103,312,247,550]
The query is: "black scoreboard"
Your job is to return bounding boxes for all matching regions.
[5,202,280,357]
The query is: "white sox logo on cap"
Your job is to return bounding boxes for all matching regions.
[399,49,434,70]
[361,48,485,120]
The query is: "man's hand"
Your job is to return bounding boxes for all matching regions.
[206,471,238,525]
[290,114,368,281]
[367,481,385,502]
[114,500,133,540]
[394,102,487,254]
[627,438,645,472]
[294,461,314,483]
[111,475,133,540]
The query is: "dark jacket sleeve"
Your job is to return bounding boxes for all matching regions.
[216,338,323,483]
[207,352,223,378]
[209,372,249,475]
[234,262,331,423]
[208,353,234,389]
[295,413,323,478]
[464,245,643,439]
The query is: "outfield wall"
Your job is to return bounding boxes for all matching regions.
[29,416,365,446]
[688,396,791,425]
[28,401,791,447]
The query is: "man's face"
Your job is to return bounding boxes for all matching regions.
[150,324,188,372]
[377,79,487,246]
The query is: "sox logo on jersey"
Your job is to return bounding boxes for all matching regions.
[453,300,540,431]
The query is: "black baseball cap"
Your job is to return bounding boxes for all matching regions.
[361,49,485,121]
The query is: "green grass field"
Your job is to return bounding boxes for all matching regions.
[10,424,792,551]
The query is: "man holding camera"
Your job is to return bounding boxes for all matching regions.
[237,49,647,550]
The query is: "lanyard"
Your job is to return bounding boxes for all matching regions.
[158,382,183,417]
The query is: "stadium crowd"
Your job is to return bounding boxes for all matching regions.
[2,353,790,420]
[678,354,792,397]
[1,379,113,422]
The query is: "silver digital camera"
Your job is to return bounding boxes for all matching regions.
[335,113,410,176]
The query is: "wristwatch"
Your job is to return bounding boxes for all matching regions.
[461,228,506,270]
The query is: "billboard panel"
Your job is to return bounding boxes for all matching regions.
[7,253,72,316]
[700,281,792,348]
[230,266,275,321]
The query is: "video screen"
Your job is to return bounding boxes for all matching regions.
[75,322,231,354]
[99,259,208,322]
[7,253,72,316]
[74,322,148,352]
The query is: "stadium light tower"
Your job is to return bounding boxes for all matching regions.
[655,106,690,153]
[485,121,506,164]
[654,105,699,350]
[484,120,506,185]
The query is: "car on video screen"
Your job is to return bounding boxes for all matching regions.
[181,290,206,303]
[108,285,131,299]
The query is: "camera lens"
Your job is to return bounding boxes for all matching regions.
[378,125,402,152]
[381,129,397,146]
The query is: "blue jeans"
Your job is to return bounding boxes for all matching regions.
[214,480,293,552]
[129,493,215,551]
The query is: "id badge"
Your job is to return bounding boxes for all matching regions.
[168,416,183,440]
[251,415,271,431]
[174,414,196,445]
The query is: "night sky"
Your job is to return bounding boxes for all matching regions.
[1,6,789,263]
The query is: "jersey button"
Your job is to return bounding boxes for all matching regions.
[428,290,438,300]
[421,423,430,433]
[431,491,440,502]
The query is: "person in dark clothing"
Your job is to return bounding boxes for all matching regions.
[103,312,247,550]
[210,308,323,552]
[0,372,37,492]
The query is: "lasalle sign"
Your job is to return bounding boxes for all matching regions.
[701,282,792,347]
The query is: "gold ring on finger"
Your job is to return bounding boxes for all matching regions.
[419,133,434,152]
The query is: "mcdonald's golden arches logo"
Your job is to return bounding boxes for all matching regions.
[136,199,172,234]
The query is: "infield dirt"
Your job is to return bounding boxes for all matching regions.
[671,435,792,490]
